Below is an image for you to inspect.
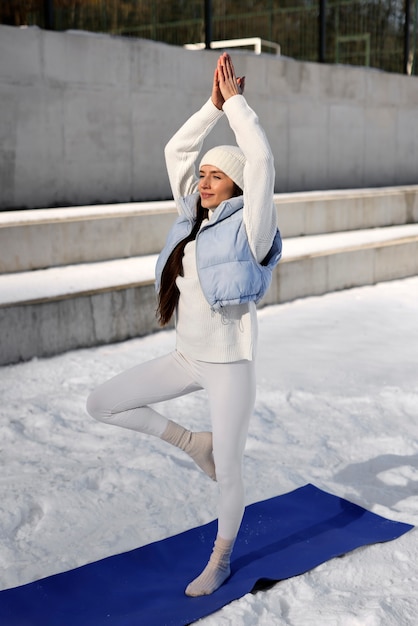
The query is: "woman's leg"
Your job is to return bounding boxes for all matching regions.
[185,358,256,596]
[86,351,215,479]
[207,358,256,538]
[86,352,196,434]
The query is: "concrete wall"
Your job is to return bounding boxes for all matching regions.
[1,24,418,210]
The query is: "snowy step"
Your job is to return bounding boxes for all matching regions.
[0,201,176,274]
[266,224,418,306]
[276,185,418,239]
[1,186,417,273]
[0,256,157,307]
[1,224,418,366]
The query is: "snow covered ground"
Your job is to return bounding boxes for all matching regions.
[1,276,417,625]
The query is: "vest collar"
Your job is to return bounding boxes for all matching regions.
[180,193,244,224]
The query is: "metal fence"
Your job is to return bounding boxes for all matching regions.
[1,0,416,75]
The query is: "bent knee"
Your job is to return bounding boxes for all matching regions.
[86,390,110,423]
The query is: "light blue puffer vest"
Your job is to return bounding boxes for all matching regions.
[155,193,282,310]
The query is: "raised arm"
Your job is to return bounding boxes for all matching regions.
[164,59,246,213]
[164,99,223,211]
[217,54,277,263]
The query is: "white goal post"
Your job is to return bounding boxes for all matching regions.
[184,37,280,55]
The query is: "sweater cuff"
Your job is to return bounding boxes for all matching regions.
[201,97,225,123]
[222,94,246,116]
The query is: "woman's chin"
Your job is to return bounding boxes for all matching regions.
[200,199,216,210]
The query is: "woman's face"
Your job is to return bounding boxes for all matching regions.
[198,165,236,210]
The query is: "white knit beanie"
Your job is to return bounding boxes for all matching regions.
[199,145,245,191]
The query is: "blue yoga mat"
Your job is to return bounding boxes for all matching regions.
[0,484,413,626]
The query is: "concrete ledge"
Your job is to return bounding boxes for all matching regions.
[276,185,418,237]
[1,186,417,273]
[0,203,176,274]
[263,235,418,306]
[1,224,418,365]
[0,256,157,307]
[0,285,166,366]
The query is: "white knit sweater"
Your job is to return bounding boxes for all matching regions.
[164,95,278,363]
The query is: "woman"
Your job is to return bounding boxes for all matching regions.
[87,52,282,597]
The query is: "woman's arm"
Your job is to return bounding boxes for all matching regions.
[224,95,277,262]
[164,99,223,212]
[218,54,277,263]
[164,59,245,213]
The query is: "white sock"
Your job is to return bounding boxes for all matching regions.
[185,536,234,597]
[160,420,216,481]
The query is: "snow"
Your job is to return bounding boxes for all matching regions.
[0,201,176,227]
[283,224,418,258]
[0,256,157,306]
[1,276,417,624]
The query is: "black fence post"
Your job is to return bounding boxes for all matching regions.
[319,0,326,63]
[44,0,54,30]
[204,0,212,49]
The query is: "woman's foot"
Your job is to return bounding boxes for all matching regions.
[185,536,234,596]
[161,420,216,481]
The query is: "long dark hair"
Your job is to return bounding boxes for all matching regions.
[157,184,243,326]
[157,199,208,326]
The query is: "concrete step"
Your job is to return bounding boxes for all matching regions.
[1,224,418,366]
[0,201,176,274]
[1,186,417,273]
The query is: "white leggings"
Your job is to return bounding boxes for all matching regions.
[86,350,256,540]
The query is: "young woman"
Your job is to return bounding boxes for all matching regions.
[87,53,282,597]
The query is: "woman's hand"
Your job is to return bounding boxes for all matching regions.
[211,66,224,110]
[211,53,245,109]
[218,53,245,102]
